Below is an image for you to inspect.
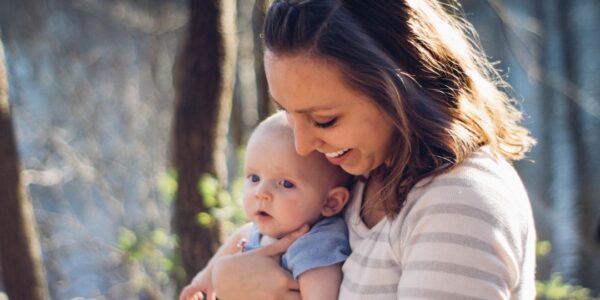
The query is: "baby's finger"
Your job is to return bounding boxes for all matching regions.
[261,224,309,257]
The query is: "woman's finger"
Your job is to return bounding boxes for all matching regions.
[260,224,309,257]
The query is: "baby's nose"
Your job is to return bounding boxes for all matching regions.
[254,183,272,200]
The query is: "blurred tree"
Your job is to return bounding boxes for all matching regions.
[229,0,260,158]
[461,0,600,292]
[253,0,273,121]
[0,40,49,300]
[534,0,600,289]
[596,218,600,244]
[172,0,237,289]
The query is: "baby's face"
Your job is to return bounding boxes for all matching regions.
[242,130,338,238]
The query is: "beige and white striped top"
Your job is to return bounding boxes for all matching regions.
[339,148,536,300]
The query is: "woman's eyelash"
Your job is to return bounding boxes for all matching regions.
[314,118,337,128]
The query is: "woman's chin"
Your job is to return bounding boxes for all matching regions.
[341,167,363,176]
[340,162,370,176]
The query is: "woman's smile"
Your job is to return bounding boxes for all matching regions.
[323,148,350,159]
[323,148,352,165]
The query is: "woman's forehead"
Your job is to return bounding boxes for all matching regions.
[265,54,355,110]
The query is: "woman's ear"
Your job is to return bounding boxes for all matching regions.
[322,186,350,217]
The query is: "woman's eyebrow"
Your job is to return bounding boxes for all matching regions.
[272,99,336,114]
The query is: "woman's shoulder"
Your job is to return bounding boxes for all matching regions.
[387,150,536,297]
[400,146,532,229]
[386,148,535,257]
[417,146,526,197]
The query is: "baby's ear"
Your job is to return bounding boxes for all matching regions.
[322,186,350,217]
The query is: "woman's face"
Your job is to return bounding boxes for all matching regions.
[264,52,395,176]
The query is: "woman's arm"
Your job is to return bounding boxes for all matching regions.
[298,264,343,300]
[212,225,308,300]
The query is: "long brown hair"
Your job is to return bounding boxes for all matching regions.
[263,0,535,217]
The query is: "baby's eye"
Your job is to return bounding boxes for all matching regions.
[280,180,295,189]
[248,174,260,183]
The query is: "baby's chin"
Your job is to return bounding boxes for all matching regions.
[257,225,294,240]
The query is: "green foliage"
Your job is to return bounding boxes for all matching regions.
[150,165,248,287]
[198,174,219,208]
[535,240,599,299]
[537,273,597,300]
[536,240,552,257]
[196,211,213,227]
[141,153,249,292]
[117,226,179,290]
[157,168,177,205]
[197,173,248,234]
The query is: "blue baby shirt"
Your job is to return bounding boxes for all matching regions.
[245,215,350,279]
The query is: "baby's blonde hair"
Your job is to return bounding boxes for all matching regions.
[250,112,352,189]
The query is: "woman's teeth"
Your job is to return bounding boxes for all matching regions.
[325,148,350,158]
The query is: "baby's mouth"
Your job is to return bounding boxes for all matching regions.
[257,210,271,217]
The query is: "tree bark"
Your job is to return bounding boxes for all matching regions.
[253,0,273,122]
[0,40,49,300]
[172,0,236,289]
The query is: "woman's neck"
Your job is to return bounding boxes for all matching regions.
[360,176,386,228]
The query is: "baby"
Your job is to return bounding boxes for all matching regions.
[179,112,352,300]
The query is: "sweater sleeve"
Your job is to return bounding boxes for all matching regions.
[391,169,535,299]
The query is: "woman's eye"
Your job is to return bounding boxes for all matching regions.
[314,118,337,128]
[249,175,260,182]
[280,180,295,189]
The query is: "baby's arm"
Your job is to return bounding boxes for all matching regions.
[298,263,343,300]
[179,223,253,300]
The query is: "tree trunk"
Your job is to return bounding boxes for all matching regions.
[172,0,236,289]
[0,40,49,300]
[562,0,600,289]
[253,0,273,122]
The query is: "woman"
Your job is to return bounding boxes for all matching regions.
[211,0,537,299]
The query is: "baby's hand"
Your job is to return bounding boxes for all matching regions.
[179,268,215,300]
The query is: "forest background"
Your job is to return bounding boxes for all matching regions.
[0,0,599,299]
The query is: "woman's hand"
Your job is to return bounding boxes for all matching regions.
[212,225,309,300]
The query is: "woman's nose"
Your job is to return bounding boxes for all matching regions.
[287,115,321,156]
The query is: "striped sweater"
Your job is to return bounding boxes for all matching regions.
[339,148,536,300]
